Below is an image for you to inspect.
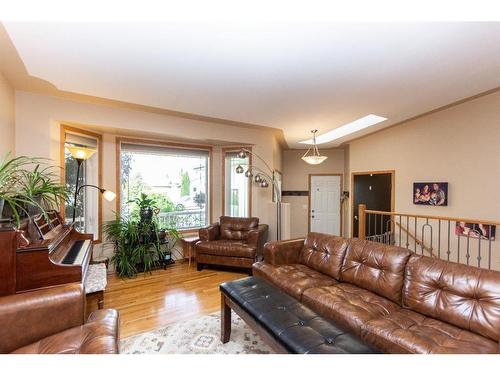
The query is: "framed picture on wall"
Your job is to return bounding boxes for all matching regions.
[273,170,282,203]
[456,222,496,241]
[413,182,448,206]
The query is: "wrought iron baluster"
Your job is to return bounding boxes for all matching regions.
[477,234,481,269]
[447,220,451,261]
[380,214,384,238]
[466,231,470,265]
[488,226,492,270]
[421,220,432,256]
[406,216,409,249]
[368,213,371,238]
[414,217,417,253]
[438,219,441,260]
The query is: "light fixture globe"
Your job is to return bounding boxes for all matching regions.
[260,179,269,188]
[254,174,262,183]
[237,149,247,159]
[301,130,328,165]
[244,170,253,178]
[102,190,117,202]
[301,155,328,165]
[235,164,244,174]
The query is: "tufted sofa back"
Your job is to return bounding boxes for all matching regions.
[300,232,349,279]
[340,238,412,304]
[219,216,259,241]
[403,255,500,341]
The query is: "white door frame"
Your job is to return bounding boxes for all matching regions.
[308,173,343,235]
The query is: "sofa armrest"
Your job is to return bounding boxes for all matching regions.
[0,283,85,353]
[247,224,269,257]
[199,223,220,241]
[263,238,305,266]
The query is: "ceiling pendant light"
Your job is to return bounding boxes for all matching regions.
[301,130,328,165]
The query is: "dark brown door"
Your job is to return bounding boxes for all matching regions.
[352,173,392,237]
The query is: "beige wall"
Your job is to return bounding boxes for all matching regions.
[0,72,15,155]
[347,90,500,269]
[14,91,283,259]
[282,148,345,238]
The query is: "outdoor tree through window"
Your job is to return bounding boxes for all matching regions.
[120,143,209,230]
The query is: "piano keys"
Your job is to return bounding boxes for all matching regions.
[0,211,93,296]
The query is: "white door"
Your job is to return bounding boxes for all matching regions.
[310,175,341,235]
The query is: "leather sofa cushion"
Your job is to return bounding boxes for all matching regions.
[253,262,337,300]
[340,239,412,304]
[302,283,399,336]
[299,233,349,280]
[220,216,259,241]
[403,255,500,342]
[362,308,498,354]
[196,240,256,258]
[12,309,119,354]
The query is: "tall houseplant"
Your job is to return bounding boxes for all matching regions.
[104,193,180,278]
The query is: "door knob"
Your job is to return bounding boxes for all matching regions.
[354,215,358,220]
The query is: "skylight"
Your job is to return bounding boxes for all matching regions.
[300,114,387,145]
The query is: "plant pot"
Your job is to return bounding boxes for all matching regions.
[0,198,4,220]
[27,195,43,217]
[139,207,154,222]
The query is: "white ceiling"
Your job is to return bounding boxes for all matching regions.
[4,22,500,147]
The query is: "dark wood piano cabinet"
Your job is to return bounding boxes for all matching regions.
[0,211,93,296]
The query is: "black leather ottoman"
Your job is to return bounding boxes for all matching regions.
[220,276,380,354]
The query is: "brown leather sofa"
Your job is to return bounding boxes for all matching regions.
[0,283,119,354]
[196,216,268,273]
[253,232,500,354]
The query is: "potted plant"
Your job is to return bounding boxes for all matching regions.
[18,164,69,216]
[103,213,180,278]
[0,154,68,225]
[0,154,40,224]
[129,193,157,223]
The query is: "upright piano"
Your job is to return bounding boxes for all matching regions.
[0,211,93,296]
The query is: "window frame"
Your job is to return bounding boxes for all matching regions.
[60,124,103,243]
[115,137,213,234]
[222,146,252,218]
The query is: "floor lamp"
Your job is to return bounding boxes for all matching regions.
[235,148,282,241]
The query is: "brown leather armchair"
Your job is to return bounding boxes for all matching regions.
[0,283,119,354]
[195,216,268,273]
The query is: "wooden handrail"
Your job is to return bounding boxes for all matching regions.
[394,221,434,257]
[364,209,500,226]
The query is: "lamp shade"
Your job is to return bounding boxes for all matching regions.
[66,145,96,161]
[301,155,328,165]
[102,190,116,202]
[237,149,247,159]
[235,164,244,174]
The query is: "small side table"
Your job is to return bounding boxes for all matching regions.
[180,236,199,267]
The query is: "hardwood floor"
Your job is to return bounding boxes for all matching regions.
[88,262,246,338]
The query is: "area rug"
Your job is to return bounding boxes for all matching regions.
[120,312,272,354]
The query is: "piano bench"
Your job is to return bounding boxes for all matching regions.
[85,263,108,309]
